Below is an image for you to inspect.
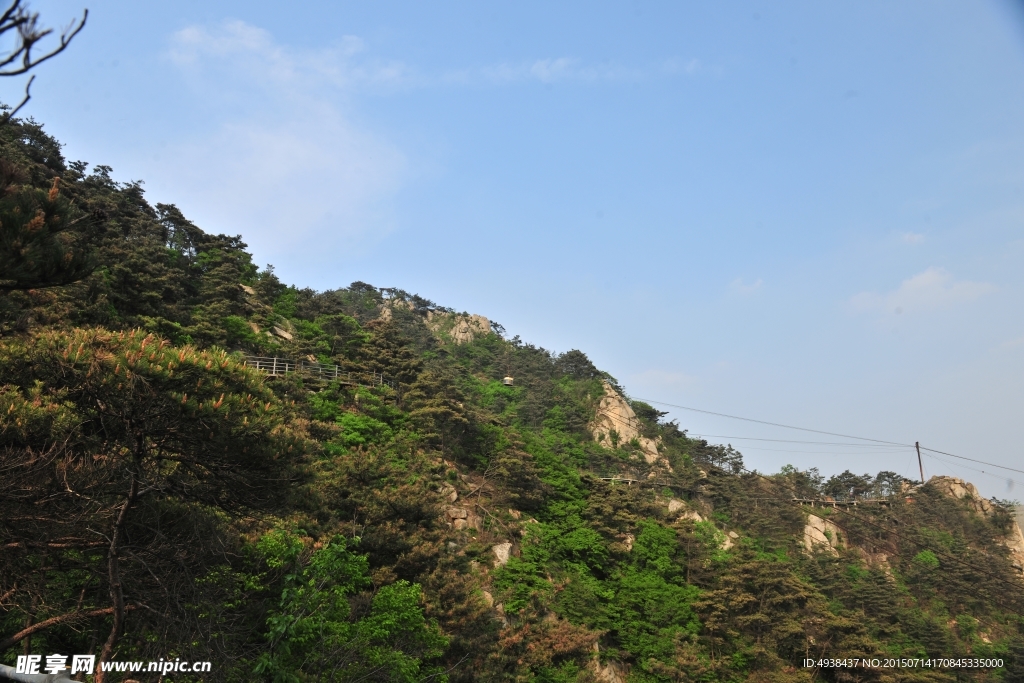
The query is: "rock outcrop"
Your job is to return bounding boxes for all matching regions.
[804,514,843,555]
[445,506,482,531]
[589,643,626,683]
[928,476,994,515]
[928,476,1024,573]
[589,381,663,465]
[425,311,492,345]
[667,498,686,515]
[1007,524,1024,573]
[492,542,513,567]
[376,298,413,322]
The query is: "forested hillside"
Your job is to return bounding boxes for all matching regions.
[2,117,1024,683]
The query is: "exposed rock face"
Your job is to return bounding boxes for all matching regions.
[804,514,843,555]
[426,311,491,345]
[377,298,413,322]
[1006,524,1024,573]
[1015,505,1024,560]
[589,643,626,683]
[492,542,513,567]
[589,381,662,464]
[929,476,994,515]
[929,476,1024,573]
[440,484,459,503]
[451,314,490,344]
[445,506,482,531]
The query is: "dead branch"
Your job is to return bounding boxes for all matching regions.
[0,605,134,653]
[0,2,88,76]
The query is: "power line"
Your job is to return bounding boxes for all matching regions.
[595,403,1024,597]
[633,397,910,447]
[688,434,900,448]
[598,391,1021,492]
[593,392,1024,593]
[918,445,1024,477]
[723,463,1024,601]
[723,445,909,456]
[918,450,1022,491]
[631,395,1021,482]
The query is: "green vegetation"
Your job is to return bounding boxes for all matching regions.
[2,115,1024,682]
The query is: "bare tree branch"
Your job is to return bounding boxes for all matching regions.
[0,2,87,124]
[0,606,134,653]
[0,73,32,125]
[0,3,88,76]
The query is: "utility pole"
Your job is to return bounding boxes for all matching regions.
[916,441,925,484]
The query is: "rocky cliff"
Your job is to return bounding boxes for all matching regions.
[426,311,492,345]
[588,381,664,466]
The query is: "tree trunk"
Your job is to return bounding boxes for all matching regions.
[95,475,137,683]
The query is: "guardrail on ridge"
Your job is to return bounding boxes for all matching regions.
[242,356,397,390]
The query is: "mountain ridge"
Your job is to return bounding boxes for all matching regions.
[2,115,1024,682]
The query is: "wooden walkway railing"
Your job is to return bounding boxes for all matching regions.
[242,356,397,390]
[792,497,892,508]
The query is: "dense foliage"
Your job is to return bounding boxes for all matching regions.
[2,117,1024,683]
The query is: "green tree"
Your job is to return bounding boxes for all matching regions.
[255,531,448,683]
[610,522,701,677]
[0,328,303,679]
[404,367,470,455]
[362,319,422,385]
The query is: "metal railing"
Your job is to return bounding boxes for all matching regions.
[242,356,397,390]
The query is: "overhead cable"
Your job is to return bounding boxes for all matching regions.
[632,397,910,447]
[631,396,1019,480]
[918,446,1024,477]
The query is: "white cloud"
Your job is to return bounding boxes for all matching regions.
[901,232,925,244]
[154,21,407,270]
[470,58,646,84]
[167,108,404,240]
[446,55,700,86]
[167,20,406,90]
[730,277,763,294]
[153,19,701,275]
[170,20,697,91]
[850,267,995,314]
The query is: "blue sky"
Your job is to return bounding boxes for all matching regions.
[5,0,1024,496]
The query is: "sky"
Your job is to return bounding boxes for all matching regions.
[3,0,1024,497]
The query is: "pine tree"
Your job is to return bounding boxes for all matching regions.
[0,164,102,291]
[405,367,470,455]
[362,319,423,385]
